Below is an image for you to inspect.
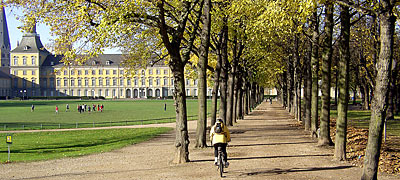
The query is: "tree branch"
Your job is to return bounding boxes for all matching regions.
[335,0,376,17]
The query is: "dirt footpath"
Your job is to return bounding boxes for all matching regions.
[1,102,398,180]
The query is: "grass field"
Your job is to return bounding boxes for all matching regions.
[0,127,172,163]
[331,110,400,137]
[0,99,214,130]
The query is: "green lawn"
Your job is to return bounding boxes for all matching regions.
[331,110,400,137]
[0,127,172,163]
[0,99,213,130]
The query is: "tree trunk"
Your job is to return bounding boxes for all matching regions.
[259,86,262,104]
[389,68,398,116]
[334,66,338,106]
[233,75,241,123]
[170,59,189,163]
[287,56,294,114]
[293,39,299,120]
[297,78,302,122]
[335,1,350,160]
[396,83,400,115]
[237,77,244,119]
[210,61,220,126]
[363,81,371,110]
[248,82,252,113]
[226,73,234,126]
[362,1,395,178]
[304,38,312,131]
[386,77,395,120]
[244,83,250,115]
[219,24,229,124]
[195,0,211,148]
[251,82,257,109]
[318,1,334,146]
[281,71,288,108]
[360,82,366,108]
[311,6,320,138]
[156,0,194,164]
[260,87,264,104]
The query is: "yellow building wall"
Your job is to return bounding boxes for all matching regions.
[51,65,173,98]
[10,53,42,89]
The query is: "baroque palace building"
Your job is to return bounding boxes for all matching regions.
[0,7,209,99]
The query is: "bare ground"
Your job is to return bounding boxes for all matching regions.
[1,102,398,180]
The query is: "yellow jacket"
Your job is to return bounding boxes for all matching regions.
[210,123,231,145]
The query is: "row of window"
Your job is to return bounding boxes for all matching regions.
[61,69,118,76]
[64,89,118,97]
[12,68,173,77]
[14,78,180,88]
[13,70,36,76]
[13,56,37,66]
[0,89,10,96]
[13,78,201,88]
[59,68,170,76]
[141,69,168,75]
[16,89,120,98]
[0,79,10,87]
[58,78,175,87]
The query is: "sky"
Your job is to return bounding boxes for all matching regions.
[4,7,120,54]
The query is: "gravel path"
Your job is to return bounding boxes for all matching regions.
[0,102,398,180]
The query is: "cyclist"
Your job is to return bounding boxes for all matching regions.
[210,118,231,167]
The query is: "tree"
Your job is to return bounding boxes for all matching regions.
[304,28,312,131]
[195,0,211,148]
[6,0,204,163]
[334,0,350,160]
[361,0,396,179]
[310,3,320,138]
[318,0,334,146]
[219,20,229,125]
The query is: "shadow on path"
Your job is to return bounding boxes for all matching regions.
[229,141,314,147]
[13,167,171,180]
[238,165,354,177]
[191,154,332,163]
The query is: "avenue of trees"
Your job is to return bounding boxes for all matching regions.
[5,0,399,179]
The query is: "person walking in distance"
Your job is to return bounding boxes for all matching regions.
[210,118,231,167]
[66,104,69,112]
[31,104,35,112]
[55,106,59,114]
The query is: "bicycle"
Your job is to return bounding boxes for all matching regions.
[217,146,225,177]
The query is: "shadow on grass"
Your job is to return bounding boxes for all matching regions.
[0,134,157,154]
[191,154,332,163]
[238,165,354,176]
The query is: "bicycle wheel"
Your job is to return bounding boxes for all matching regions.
[219,152,224,177]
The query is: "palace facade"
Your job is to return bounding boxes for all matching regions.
[0,7,210,99]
